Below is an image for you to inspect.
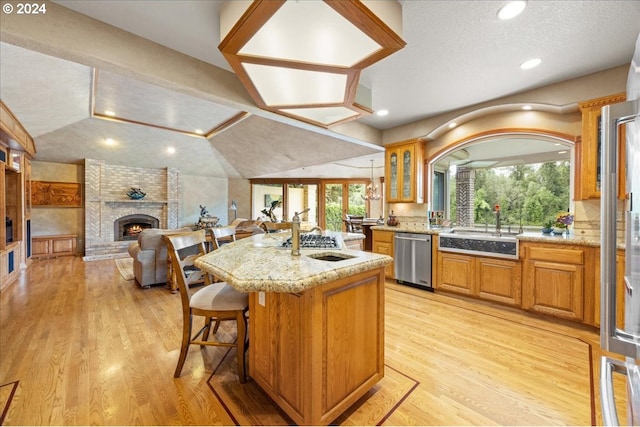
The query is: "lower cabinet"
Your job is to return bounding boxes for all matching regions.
[249,268,385,425]
[32,234,77,259]
[372,230,395,279]
[476,257,522,306]
[436,251,521,307]
[434,242,599,325]
[521,243,595,324]
[0,241,21,289]
[437,252,476,295]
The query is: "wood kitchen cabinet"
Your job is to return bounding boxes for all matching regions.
[577,93,626,200]
[521,242,595,324]
[476,257,522,306]
[249,268,385,425]
[372,229,395,279]
[436,252,476,296]
[436,250,521,306]
[385,139,424,203]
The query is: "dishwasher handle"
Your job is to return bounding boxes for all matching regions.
[395,234,431,242]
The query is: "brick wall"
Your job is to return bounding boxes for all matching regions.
[84,159,180,260]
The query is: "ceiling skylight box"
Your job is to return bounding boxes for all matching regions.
[219,0,406,128]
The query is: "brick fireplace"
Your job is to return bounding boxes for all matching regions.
[84,159,181,260]
[114,214,160,241]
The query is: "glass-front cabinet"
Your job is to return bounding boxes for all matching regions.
[385,139,425,203]
[577,93,627,200]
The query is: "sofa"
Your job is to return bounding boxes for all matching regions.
[127,227,192,288]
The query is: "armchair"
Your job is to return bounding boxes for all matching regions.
[127,227,192,288]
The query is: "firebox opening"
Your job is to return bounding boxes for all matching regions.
[114,214,159,241]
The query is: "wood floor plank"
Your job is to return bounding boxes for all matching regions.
[0,257,630,425]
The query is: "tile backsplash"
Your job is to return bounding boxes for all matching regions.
[573,199,625,242]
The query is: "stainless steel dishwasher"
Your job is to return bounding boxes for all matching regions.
[394,232,432,290]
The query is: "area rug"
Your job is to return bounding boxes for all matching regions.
[115,257,134,281]
[206,346,418,426]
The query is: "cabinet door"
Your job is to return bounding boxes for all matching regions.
[476,257,521,306]
[386,149,399,202]
[437,252,475,295]
[32,238,51,257]
[577,93,626,200]
[372,230,394,278]
[523,260,584,321]
[52,237,75,255]
[399,145,415,201]
[385,140,424,203]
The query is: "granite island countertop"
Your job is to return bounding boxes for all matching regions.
[371,225,623,249]
[195,231,392,293]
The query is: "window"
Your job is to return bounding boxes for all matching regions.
[251,179,368,231]
[251,181,318,225]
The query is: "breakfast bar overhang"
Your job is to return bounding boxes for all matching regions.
[195,233,393,425]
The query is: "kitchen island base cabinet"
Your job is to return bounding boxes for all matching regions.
[249,268,385,426]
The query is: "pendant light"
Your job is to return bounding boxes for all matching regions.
[363,160,381,201]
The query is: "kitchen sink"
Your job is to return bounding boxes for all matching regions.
[307,252,356,262]
[438,229,519,259]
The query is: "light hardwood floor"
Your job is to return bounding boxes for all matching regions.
[0,256,629,425]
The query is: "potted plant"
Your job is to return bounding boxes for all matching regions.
[542,220,554,234]
[555,212,574,236]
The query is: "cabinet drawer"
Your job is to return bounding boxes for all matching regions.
[527,246,584,265]
[372,230,394,243]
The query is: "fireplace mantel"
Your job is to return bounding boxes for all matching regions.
[102,199,169,204]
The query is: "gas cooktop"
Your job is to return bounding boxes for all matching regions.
[281,234,341,249]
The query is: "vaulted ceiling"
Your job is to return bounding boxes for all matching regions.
[1,1,639,179]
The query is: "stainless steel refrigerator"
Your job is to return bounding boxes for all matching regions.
[600,33,640,426]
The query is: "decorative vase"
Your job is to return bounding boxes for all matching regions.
[126,187,146,200]
[387,210,398,226]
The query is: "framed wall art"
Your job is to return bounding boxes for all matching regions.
[31,181,82,207]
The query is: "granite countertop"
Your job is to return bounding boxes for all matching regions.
[342,232,366,241]
[371,225,623,249]
[195,231,392,293]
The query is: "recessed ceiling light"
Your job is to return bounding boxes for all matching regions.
[104,110,116,116]
[448,122,457,129]
[522,105,532,110]
[558,150,568,154]
[195,129,204,135]
[167,147,176,154]
[376,109,389,117]
[497,1,527,20]
[105,138,115,145]
[520,58,542,70]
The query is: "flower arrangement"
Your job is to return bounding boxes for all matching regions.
[555,212,574,229]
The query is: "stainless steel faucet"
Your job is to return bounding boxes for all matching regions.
[291,208,310,256]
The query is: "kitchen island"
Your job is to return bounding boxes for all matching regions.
[195,232,392,426]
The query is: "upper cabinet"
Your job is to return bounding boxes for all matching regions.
[576,93,626,200]
[385,139,425,203]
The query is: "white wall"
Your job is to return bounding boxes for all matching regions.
[181,174,229,226]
